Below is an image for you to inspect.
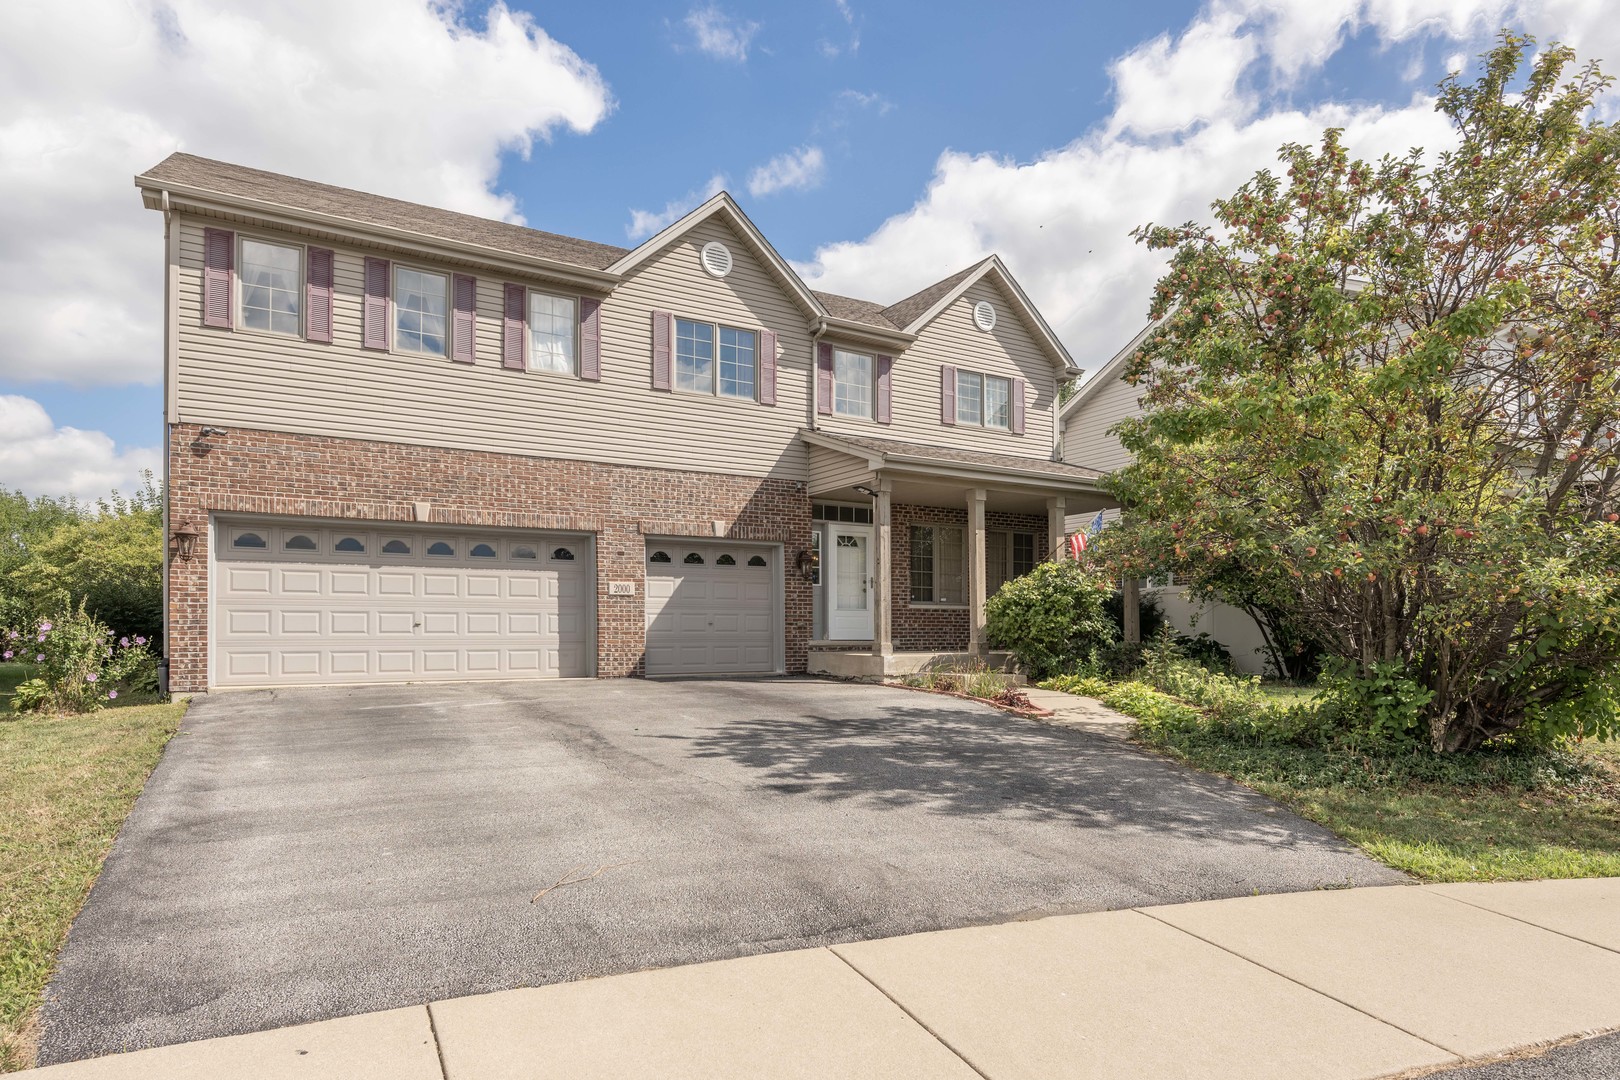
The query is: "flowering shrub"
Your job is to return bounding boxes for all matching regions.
[4,602,157,714]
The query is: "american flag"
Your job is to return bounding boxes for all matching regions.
[1069,511,1107,559]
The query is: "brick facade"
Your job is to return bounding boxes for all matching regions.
[889,503,1049,651]
[166,424,813,691]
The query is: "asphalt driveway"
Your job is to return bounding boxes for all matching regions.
[39,678,1403,1063]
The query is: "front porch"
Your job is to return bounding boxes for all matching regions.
[800,430,1114,677]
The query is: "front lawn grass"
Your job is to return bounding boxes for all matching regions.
[1048,674,1620,883]
[0,664,184,1072]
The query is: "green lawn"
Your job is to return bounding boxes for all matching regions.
[1054,676,1620,884]
[0,662,184,1072]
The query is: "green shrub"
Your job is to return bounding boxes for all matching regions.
[4,603,157,714]
[1099,682,1202,728]
[1040,674,1113,697]
[985,560,1117,680]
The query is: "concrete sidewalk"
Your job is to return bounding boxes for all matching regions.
[24,878,1620,1079]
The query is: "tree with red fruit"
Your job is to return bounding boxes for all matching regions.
[1108,35,1620,751]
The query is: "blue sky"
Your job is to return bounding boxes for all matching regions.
[1,0,1613,500]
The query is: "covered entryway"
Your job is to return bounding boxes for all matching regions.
[644,540,780,675]
[212,517,591,687]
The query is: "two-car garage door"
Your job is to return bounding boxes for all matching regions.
[212,518,590,687]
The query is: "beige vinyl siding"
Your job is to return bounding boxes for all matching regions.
[808,445,876,494]
[818,277,1058,457]
[1060,368,1146,475]
[174,215,815,480]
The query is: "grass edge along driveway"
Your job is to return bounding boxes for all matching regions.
[1044,677,1620,884]
[1,662,184,1072]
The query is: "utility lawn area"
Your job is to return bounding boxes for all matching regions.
[1047,675,1620,883]
[0,662,184,1072]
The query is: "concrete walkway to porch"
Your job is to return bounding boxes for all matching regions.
[23,878,1620,1079]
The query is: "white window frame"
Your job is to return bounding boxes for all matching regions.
[236,234,304,338]
[954,368,1011,430]
[909,523,967,607]
[674,316,759,401]
[526,289,579,376]
[833,348,874,419]
[391,263,450,358]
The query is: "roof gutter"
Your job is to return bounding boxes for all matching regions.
[135,177,623,291]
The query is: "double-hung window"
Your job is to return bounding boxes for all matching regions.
[394,266,448,356]
[986,530,1039,595]
[529,292,577,374]
[676,318,757,399]
[955,369,1012,429]
[910,524,966,605]
[834,349,873,418]
[239,238,301,336]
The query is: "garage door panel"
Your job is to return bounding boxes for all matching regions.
[214,520,591,687]
[331,611,369,635]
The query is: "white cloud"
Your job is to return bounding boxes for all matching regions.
[747,146,827,197]
[626,174,729,240]
[0,396,159,504]
[838,89,895,115]
[820,0,861,58]
[0,0,612,389]
[682,5,761,62]
[796,0,1620,377]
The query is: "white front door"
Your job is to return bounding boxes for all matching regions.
[827,525,874,640]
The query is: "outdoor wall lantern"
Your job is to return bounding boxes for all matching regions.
[795,547,818,583]
[170,521,200,561]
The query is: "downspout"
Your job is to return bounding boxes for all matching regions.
[159,190,173,696]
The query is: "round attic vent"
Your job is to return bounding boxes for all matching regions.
[700,241,734,278]
[972,300,997,332]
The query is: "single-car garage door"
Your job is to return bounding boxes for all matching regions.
[213,517,591,687]
[644,540,778,675]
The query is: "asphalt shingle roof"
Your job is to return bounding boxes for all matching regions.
[804,429,1103,481]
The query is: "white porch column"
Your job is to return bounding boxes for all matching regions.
[874,477,893,656]
[1046,495,1066,562]
[968,487,987,656]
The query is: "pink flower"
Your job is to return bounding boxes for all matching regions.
[108,690,118,700]
[2,651,10,660]
[134,636,147,646]
[37,634,46,643]
[86,672,98,683]
[35,654,44,662]
[120,637,130,647]
[39,621,52,632]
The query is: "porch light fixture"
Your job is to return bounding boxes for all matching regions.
[795,548,818,582]
[190,426,227,454]
[170,521,200,561]
[853,485,877,497]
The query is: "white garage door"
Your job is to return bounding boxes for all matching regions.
[213,518,590,687]
[644,541,778,675]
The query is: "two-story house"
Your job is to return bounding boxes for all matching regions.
[136,154,1111,691]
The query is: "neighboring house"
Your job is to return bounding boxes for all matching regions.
[1057,324,1272,675]
[137,154,1113,691]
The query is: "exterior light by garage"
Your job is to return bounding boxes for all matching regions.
[170,521,200,561]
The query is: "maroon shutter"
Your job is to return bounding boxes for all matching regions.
[940,364,957,425]
[758,329,777,405]
[816,343,834,415]
[651,310,672,390]
[1011,378,1026,434]
[305,247,334,343]
[875,354,893,425]
[502,284,526,370]
[579,297,602,381]
[362,257,390,350]
[451,274,476,363]
[202,227,233,329]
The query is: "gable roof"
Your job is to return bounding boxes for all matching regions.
[139,153,629,271]
[880,261,986,330]
[812,291,901,330]
[1058,317,1161,422]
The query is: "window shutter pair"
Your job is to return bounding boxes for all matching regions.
[501,286,602,379]
[204,226,333,344]
[651,311,774,405]
[938,364,1027,434]
[875,355,893,425]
